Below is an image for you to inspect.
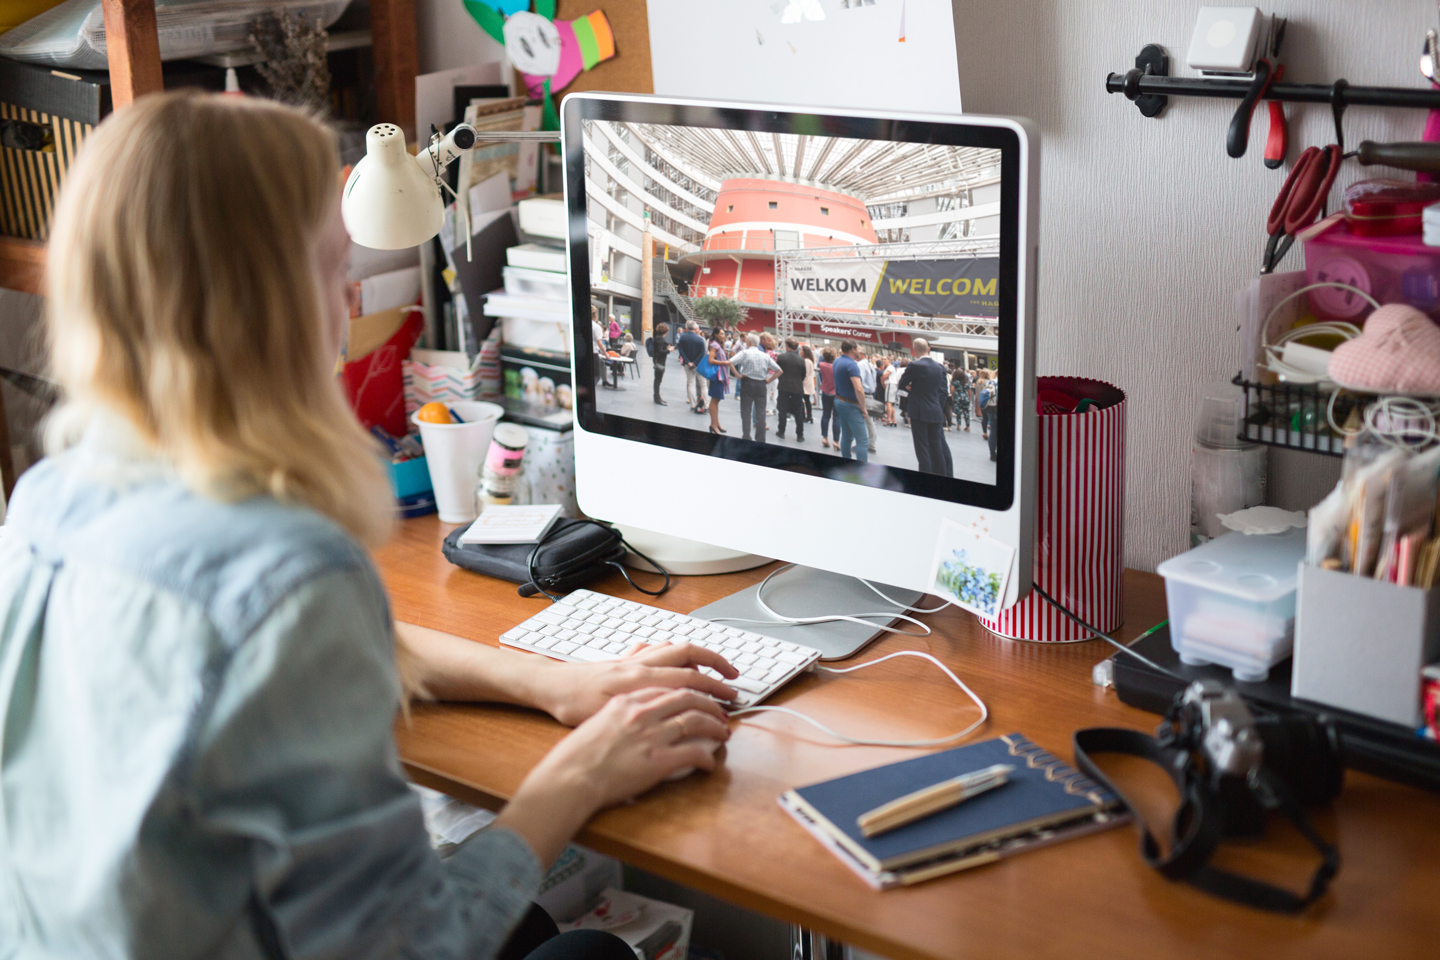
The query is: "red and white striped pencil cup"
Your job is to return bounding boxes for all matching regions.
[980,377,1127,643]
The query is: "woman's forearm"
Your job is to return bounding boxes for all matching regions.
[394,621,553,708]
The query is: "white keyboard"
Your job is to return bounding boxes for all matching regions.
[499,589,821,707]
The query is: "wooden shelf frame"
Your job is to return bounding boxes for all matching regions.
[0,0,418,296]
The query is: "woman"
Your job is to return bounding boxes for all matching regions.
[650,321,671,405]
[817,348,839,449]
[954,367,972,432]
[0,93,740,959]
[618,331,636,357]
[800,343,816,424]
[607,315,623,350]
[760,332,779,416]
[706,325,731,434]
[882,359,898,426]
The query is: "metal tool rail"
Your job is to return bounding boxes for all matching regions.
[1105,73,1440,111]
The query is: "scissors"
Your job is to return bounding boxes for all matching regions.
[1262,144,1341,274]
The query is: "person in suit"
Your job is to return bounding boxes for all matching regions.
[897,338,954,477]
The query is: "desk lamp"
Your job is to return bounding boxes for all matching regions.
[341,123,560,250]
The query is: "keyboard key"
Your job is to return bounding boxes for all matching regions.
[575,623,596,635]
[776,650,807,665]
[539,625,561,637]
[592,628,614,640]
[735,652,758,665]
[651,631,673,643]
[741,641,762,653]
[690,629,713,641]
[532,636,559,650]
[556,629,577,642]
[624,611,646,623]
[552,640,578,655]
[570,646,613,662]
[729,676,769,694]
[671,624,694,636]
[603,641,629,654]
[641,616,662,627]
[535,611,564,625]
[500,628,526,642]
[754,657,778,671]
[633,626,656,638]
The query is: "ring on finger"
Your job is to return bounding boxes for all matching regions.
[669,715,688,743]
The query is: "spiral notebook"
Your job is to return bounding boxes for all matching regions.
[779,733,1128,889]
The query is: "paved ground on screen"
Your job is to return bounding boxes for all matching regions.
[597,357,998,485]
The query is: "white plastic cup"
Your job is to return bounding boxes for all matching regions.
[412,400,504,523]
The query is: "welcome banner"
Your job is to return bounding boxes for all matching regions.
[871,257,1000,317]
[784,256,1000,318]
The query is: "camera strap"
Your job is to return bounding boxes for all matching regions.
[1072,727,1339,914]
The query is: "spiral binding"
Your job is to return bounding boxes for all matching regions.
[1000,733,1109,806]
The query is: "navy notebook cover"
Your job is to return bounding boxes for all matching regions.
[787,733,1118,871]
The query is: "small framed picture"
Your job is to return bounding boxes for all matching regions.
[928,518,1015,618]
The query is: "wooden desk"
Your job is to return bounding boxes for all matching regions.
[377,515,1440,960]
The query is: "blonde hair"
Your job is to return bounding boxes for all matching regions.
[45,92,392,546]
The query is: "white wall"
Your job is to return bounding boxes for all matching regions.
[416,0,507,74]
[953,0,1427,570]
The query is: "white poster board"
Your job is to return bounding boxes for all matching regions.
[646,0,961,114]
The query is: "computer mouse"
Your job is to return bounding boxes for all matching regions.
[663,737,724,781]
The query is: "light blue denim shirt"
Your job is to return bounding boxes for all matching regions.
[0,430,542,958]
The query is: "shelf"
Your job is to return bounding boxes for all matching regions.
[186,29,373,69]
[1234,375,1366,458]
[0,237,44,296]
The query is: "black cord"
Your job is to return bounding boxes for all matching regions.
[1032,583,1183,680]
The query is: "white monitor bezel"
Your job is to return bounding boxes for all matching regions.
[561,93,1037,601]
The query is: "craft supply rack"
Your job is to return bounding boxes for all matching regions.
[1232,375,1357,457]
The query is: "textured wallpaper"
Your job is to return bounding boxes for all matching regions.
[954,0,1425,569]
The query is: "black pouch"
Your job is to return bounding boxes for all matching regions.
[442,518,668,598]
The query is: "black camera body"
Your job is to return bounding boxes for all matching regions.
[1161,679,1345,836]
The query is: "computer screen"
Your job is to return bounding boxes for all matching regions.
[561,94,1036,598]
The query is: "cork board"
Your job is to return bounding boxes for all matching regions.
[546,0,654,95]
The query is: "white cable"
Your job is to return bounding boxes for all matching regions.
[728,650,988,748]
[1258,282,1373,383]
[705,563,950,639]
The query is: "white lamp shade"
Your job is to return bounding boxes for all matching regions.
[341,123,445,250]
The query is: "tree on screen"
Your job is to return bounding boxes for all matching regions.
[691,296,750,328]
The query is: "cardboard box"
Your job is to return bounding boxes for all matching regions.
[1292,563,1440,726]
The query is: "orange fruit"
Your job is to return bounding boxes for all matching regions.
[416,402,454,424]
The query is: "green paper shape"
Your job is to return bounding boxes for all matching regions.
[535,0,556,20]
[541,77,560,131]
[461,0,507,45]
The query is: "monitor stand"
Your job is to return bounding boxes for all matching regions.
[615,525,772,576]
[691,565,924,661]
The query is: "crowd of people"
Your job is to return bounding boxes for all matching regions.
[640,318,1002,474]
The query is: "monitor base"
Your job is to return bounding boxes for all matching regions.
[690,565,924,661]
[615,525,772,576]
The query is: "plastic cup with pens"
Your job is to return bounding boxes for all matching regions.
[412,400,504,523]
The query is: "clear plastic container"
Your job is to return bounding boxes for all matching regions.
[503,265,568,301]
[1157,527,1306,682]
[0,0,354,70]
[1191,381,1266,546]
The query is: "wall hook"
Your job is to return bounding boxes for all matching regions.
[1120,44,1170,118]
[1330,78,1350,153]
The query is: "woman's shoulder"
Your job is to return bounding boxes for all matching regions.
[8,450,375,644]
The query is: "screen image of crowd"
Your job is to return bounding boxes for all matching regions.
[583,119,1002,484]
[590,309,1001,485]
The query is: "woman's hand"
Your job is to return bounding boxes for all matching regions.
[537,642,740,726]
[493,688,732,866]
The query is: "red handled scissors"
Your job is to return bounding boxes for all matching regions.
[1262,144,1341,274]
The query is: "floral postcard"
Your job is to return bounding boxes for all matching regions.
[928,518,1016,619]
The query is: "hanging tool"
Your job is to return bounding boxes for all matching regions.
[1262,144,1341,274]
[1354,140,1440,173]
[1227,58,1274,158]
[1263,17,1289,168]
[1420,25,1440,182]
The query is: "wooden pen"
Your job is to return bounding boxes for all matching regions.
[857,764,1015,838]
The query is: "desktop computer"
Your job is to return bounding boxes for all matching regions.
[503,94,1037,739]
[563,94,1037,610]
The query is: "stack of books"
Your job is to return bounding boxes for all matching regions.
[484,197,570,355]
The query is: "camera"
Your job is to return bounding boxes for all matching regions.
[1160,679,1344,836]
